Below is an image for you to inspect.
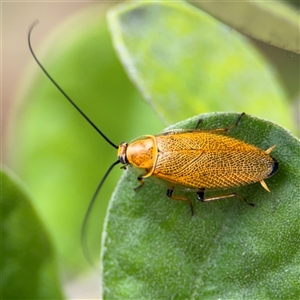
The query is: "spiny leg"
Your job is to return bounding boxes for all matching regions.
[229,112,245,130]
[196,191,255,207]
[195,112,246,132]
[214,112,246,133]
[196,188,205,201]
[195,119,203,129]
[166,187,194,216]
[134,176,145,191]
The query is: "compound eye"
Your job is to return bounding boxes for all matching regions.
[117,142,128,165]
[118,154,127,164]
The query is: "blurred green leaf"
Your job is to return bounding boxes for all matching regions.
[101,112,300,299]
[1,169,64,299]
[8,7,163,272]
[192,1,300,54]
[108,1,295,133]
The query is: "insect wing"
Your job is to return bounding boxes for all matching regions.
[153,131,275,190]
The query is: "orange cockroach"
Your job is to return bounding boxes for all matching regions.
[28,22,278,258]
[118,117,278,215]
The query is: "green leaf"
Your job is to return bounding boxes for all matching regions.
[101,112,300,299]
[1,169,64,299]
[8,7,163,272]
[192,1,300,54]
[108,1,295,133]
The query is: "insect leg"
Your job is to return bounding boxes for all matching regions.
[197,192,255,207]
[196,188,205,201]
[215,112,246,133]
[134,176,145,191]
[194,113,246,132]
[195,119,203,129]
[166,188,194,216]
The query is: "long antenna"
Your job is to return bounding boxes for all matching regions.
[28,21,122,266]
[81,160,120,266]
[28,21,118,149]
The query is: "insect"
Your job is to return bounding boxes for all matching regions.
[28,22,278,260]
[118,113,278,215]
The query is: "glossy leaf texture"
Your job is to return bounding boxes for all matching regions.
[1,169,64,299]
[101,112,300,299]
[108,1,296,133]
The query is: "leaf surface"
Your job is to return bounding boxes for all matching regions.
[101,112,300,299]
